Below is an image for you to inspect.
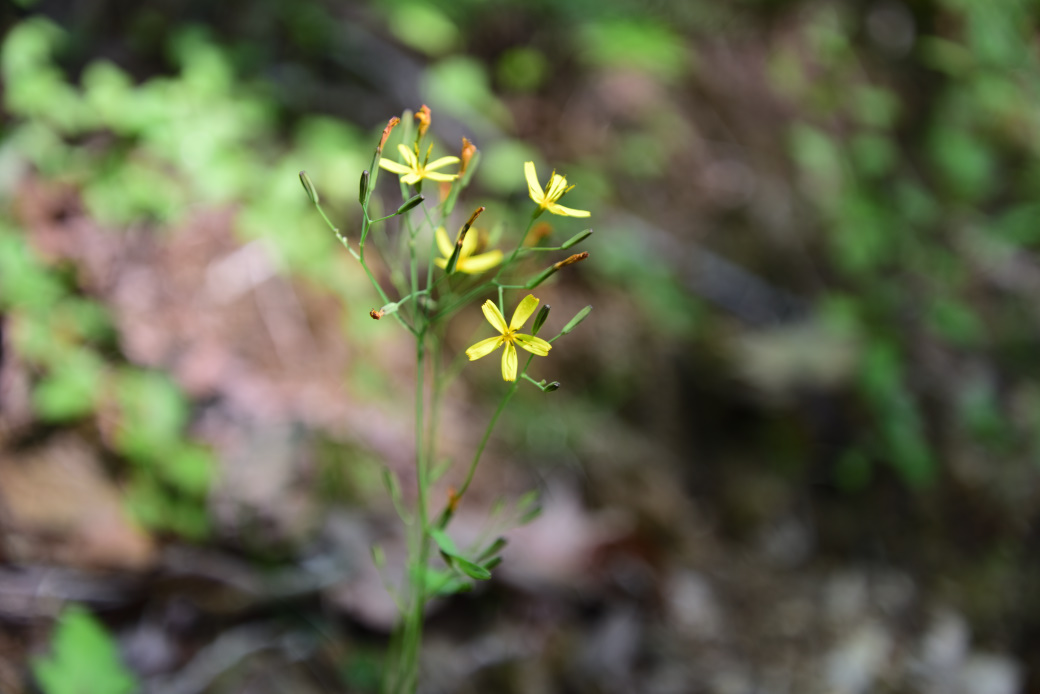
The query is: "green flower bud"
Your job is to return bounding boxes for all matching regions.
[532,304,551,335]
[359,170,370,204]
[561,229,593,249]
[299,171,319,204]
[560,305,592,336]
[395,194,424,215]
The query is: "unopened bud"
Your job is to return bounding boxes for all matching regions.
[415,104,432,139]
[378,116,401,153]
[560,305,592,336]
[532,304,550,335]
[445,206,485,275]
[553,251,589,270]
[460,137,477,174]
[544,381,561,392]
[359,170,370,204]
[396,194,425,215]
[370,309,384,320]
[447,487,460,514]
[561,229,592,249]
[525,252,590,289]
[460,206,485,238]
[299,171,319,204]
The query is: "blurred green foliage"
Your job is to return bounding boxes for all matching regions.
[32,606,137,694]
[775,0,1040,489]
[3,0,1039,543]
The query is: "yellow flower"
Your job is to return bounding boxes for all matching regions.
[524,161,590,218]
[466,295,552,382]
[380,144,459,185]
[434,226,503,274]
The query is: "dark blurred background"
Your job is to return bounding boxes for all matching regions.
[2,0,1040,692]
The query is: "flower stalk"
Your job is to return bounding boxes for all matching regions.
[301,107,594,694]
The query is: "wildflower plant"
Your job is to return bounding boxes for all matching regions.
[300,106,592,693]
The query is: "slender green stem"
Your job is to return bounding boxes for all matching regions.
[447,353,535,518]
[402,331,430,693]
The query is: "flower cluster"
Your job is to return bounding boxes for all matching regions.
[301,104,596,693]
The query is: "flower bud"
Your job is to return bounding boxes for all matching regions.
[370,309,384,320]
[460,136,477,174]
[299,171,319,204]
[395,194,425,215]
[524,265,556,289]
[445,206,485,275]
[560,305,592,336]
[359,170,369,204]
[415,104,432,139]
[462,205,485,232]
[544,381,561,392]
[532,304,550,335]
[525,251,590,289]
[561,229,593,249]
[378,116,401,153]
[553,251,589,270]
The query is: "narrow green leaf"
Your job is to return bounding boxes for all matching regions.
[430,528,459,556]
[476,537,507,562]
[453,556,492,581]
[518,504,543,525]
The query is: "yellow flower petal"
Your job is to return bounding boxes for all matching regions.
[426,155,461,170]
[397,144,417,167]
[514,333,552,356]
[524,162,543,204]
[402,173,421,185]
[457,250,502,274]
[379,158,414,175]
[466,336,503,360]
[547,203,591,218]
[460,229,479,257]
[424,171,458,182]
[481,300,508,334]
[509,294,540,331]
[435,227,454,258]
[434,257,448,269]
[546,173,569,201]
[501,342,518,381]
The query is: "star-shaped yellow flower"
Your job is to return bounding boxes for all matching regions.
[380,144,459,185]
[466,295,552,381]
[434,226,503,274]
[525,161,590,218]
